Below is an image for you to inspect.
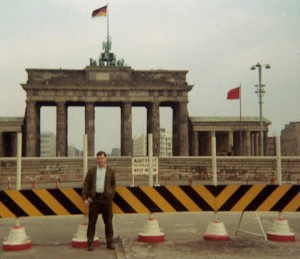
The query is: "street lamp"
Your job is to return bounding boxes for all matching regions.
[251,62,271,156]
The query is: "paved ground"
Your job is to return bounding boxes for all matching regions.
[1,212,299,258]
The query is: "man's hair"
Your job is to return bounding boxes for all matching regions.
[96,150,107,157]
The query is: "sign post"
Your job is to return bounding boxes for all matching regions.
[148,134,153,186]
[131,134,159,186]
[83,134,88,179]
[132,156,158,186]
[16,133,22,191]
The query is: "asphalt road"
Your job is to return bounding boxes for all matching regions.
[1,212,299,258]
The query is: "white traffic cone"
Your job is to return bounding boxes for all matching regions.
[203,213,230,241]
[138,213,165,243]
[267,217,295,242]
[3,218,31,251]
[72,215,100,248]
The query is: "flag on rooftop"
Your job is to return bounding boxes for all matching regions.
[227,87,240,100]
[92,5,107,18]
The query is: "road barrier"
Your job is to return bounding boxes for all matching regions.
[2,184,298,248]
[1,184,299,218]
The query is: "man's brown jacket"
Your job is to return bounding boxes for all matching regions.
[82,166,116,201]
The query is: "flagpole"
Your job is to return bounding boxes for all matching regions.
[107,3,109,40]
[239,84,242,156]
[106,3,110,66]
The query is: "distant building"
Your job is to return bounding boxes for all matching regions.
[267,137,276,156]
[68,144,83,157]
[111,148,121,156]
[1,116,272,157]
[40,132,56,157]
[41,132,83,157]
[0,117,23,157]
[133,129,172,157]
[0,63,273,157]
[281,122,300,156]
[133,133,147,156]
[189,117,271,156]
[160,128,173,157]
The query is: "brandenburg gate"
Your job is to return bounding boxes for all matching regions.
[22,66,193,157]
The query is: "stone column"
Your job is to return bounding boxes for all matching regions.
[251,133,255,156]
[25,100,38,157]
[254,132,259,156]
[228,130,234,155]
[56,101,68,157]
[36,105,41,157]
[85,102,95,156]
[172,105,179,156]
[245,131,251,156]
[264,131,268,156]
[192,131,199,156]
[178,102,189,156]
[121,102,132,156]
[0,132,3,157]
[147,102,160,156]
[208,131,215,155]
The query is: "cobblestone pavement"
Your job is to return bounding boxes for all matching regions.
[1,212,299,258]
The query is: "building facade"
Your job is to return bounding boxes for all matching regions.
[40,131,83,157]
[133,128,173,157]
[0,67,274,157]
[159,128,173,157]
[281,122,300,156]
[133,133,147,156]
[0,117,24,157]
[189,117,271,156]
[21,67,191,157]
[68,144,83,157]
[267,137,276,156]
[111,147,121,156]
[40,132,56,157]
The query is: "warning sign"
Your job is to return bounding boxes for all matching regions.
[132,157,158,175]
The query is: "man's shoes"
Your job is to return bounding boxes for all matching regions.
[107,242,115,250]
[88,243,94,251]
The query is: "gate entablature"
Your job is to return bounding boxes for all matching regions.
[22,66,193,157]
[23,67,191,89]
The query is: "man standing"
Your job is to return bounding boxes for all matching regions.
[82,151,116,251]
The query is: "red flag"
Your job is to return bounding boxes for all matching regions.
[92,5,107,17]
[227,87,240,99]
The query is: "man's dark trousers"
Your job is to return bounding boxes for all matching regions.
[87,194,113,244]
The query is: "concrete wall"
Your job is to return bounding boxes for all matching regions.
[1,157,300,187]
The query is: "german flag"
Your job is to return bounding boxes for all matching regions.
[92,5,107,18]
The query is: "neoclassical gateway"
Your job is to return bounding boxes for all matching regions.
[23,66,191,157]
[0,65,271,157]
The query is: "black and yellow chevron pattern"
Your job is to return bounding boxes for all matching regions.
[1,185,299,218]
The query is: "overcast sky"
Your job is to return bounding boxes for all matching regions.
[1,0,300,153]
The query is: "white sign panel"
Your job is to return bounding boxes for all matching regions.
[132,157,158,175]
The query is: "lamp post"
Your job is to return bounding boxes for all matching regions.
[251,62,271,156]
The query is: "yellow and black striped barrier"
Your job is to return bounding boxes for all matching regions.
[1,185,299,218]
